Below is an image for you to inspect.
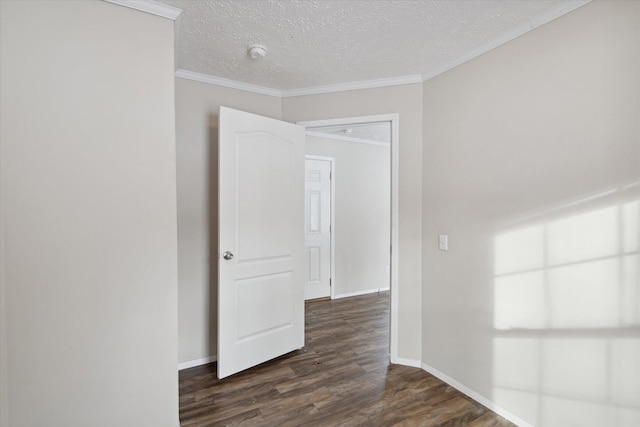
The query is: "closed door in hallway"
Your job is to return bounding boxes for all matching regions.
[304,157,332,300]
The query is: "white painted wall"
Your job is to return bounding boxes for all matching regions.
[283,84,423,363]
[306,135,390,298]
[422,1,640,425]
[0,1,178,425]
[175,78,282,366]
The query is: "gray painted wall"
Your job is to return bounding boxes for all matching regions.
[422,1,640,425]
[175,78,282,366]
[0,1,179,425]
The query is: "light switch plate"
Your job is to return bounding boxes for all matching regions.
[439,235,448,251]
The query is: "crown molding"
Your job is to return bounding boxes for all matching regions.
[422,0,591,82]
[104,0,182,20]
[175,69,282,97]
[280,74,422,98]
[175,69,422,98]
[528,0,591,29]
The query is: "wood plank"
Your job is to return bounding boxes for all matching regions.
[179,292,515,426]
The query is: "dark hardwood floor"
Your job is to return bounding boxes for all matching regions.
[179,291,514,427]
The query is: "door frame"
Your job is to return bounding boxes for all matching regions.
[304,155,336,300]
[298,114,400,363]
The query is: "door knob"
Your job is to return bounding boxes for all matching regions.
[223,251,234,260]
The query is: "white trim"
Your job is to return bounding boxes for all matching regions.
[281,75,422,98]
[299,114,397,130]
[103,0,182,20]
[306,131,390,147]
[174,70,421,98]
[178,355,217,371]
[422,0,590,82]
[389,115,400,365]
[304,155,336,301]
[304,155,335,162]
[175,69,281,97]
[173,5,182,71]
[392,357,421,368]
[300,114,399,361]
[528,0,591,30]
[421,362,534,427]
[333,287,389,300]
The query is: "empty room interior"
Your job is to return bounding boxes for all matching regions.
[1,0,639,426]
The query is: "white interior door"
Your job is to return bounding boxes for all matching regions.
[304,158,332,300]
[218,106,305,379]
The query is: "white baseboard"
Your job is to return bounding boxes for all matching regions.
[391,357,421,368]
[333,287,390,300]
[178,355,217,371]
[421,362,533,427]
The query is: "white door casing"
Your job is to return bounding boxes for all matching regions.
[218,106,305,379]
[304,157,332,300]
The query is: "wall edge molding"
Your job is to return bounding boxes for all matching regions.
[281,75,423,98]
[528,0,591,30]
[175,69,423,98]
[421,362,534,427]
[175,69,282,97]
[422,0,591,82]
[104,0,182,20]
[392,357,421,368]
[178,355,217,371]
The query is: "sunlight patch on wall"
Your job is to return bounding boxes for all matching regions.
[548,206,618,265]
[493,196,639,331]
[494,272,545,329]
[494,225,544,275]
[624,201,639,252]
[491,185,640,426]
[549,259,619,328]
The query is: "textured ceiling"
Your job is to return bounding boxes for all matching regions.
[158,0,585,91]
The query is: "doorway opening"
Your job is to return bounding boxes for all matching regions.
[298,114,400,363]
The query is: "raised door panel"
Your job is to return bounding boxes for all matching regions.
[218,107,305,379]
